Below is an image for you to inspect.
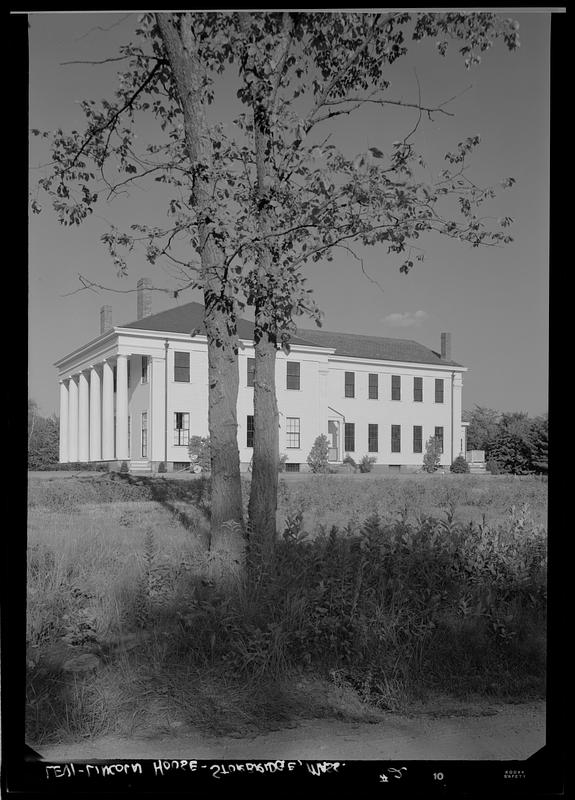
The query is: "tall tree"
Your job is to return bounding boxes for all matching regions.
[465,405,502,451]
[33,11,520,569]
[224,11,519,552]
[528,413,548,474]
[28,400,60,469]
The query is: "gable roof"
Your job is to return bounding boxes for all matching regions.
[120,301,462,367]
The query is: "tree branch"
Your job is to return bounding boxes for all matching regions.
[68,59,165,169]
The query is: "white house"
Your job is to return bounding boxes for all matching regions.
[55,279,468,473]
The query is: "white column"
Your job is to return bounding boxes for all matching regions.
[89,365,101,461]
[150,356,167,466]
[68,375,79,463]
[102,360,114,460]
[59,380,69,463]
[78,371,90,462]
[115,354,129,461]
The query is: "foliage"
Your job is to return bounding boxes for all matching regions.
[28,400,59,470]
[486,459,501,475]
[464,406,501,451]
[343,454,357,472]
[450,455,470,473]
[188,436,211,472]
[157,462,167,473]
[277,454,288,472]
[358,455,377,473]
[27,473,546,744]
[37,461,110,472]
[120,461,129,474]
[528,415,548,475]
[423,436,442,473]
[464,407,549,476]
[307,434,330,473]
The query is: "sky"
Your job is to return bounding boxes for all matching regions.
[27,11,552,418]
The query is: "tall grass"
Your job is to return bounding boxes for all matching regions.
[26,473,546,745]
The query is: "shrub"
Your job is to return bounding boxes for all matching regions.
[423,436,442,473]
[450,455,470,474]
[120,461,129,474]
[486,459,501,475]
[343,454,357,472]
[38,462,110,472]
[307,435,330,473]
[188,436,211,472]
[277,454,288,472]
[358,455,377,473]
[158,462,167,474]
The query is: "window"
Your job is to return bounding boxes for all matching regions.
[286,417,301,448]
[174,351,190,382]
[141,412,148,459]
[141,355,149,384]
[113,365,117,393]
[345,372,355,398]
[392,375,401,401]
[127,359,131,387]
[369,373,378,399]
[391,424,401,453]
[174,412,190,446]
[287,361,300,390]
[368,424,378,453]
[247,357,255,387]
[344,422,355,452]
[435,426,444,454]
[435,378,444,403]
[285,463,300,473]
[413,377,423,402]
[413,425,423,453]
[128,415,131,454]
[246,415,254,448]
[173,462,189,472]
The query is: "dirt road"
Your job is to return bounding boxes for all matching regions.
[36,701,545,762]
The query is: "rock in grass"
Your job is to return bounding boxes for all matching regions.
[62,653,101,674]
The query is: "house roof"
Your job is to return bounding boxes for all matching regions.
[295,328,463,367]
[120,301,463,367]
[121,301,314,348]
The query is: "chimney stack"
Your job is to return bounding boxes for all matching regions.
[440,332,452,361]
[100,305,113,334]
[137,278,152,320]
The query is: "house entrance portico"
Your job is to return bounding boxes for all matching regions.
[58,353,132,464]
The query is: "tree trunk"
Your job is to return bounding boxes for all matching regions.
[247,302,279,569]
[157,13,244,580]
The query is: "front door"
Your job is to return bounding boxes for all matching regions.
[328,419,340,462]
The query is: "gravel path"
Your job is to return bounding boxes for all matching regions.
[37,701,545,762]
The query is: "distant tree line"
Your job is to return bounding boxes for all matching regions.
[464,406,548,475]
[28,399,59,469]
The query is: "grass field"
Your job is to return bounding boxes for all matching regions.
[26,472,547,745]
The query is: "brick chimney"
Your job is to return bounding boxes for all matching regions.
[137,278,152,320]
[440,332,452,361]
[100,305,113,334]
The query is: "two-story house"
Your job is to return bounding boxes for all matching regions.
[55,279,468,472]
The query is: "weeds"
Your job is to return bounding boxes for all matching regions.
[26,473,547,745]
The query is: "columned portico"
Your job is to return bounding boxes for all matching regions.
[102,359,115,460]
[68,375,79,463]
[89,365,102,461]
[59,380,69,462]
[115,354,129,461]
[78,371,90,462]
